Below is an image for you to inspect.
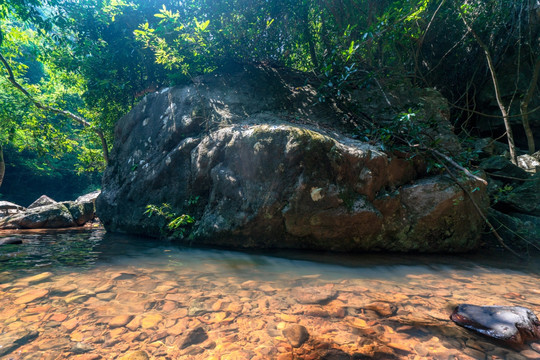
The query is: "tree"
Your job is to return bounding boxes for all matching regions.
[1,0,537,193]
[0,1,110,188]
[458,3,518,164]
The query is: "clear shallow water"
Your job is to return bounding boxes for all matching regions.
[1,229,540,359]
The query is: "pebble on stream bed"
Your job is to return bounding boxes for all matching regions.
[1,265,540,359]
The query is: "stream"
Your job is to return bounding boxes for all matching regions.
[1,228,539,359]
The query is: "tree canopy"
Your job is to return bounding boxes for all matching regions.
[1,0,539,189]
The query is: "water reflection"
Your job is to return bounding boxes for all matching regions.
[0,229,103,273]
[2,229,539,278]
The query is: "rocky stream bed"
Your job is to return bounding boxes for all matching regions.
[1,229,540,359]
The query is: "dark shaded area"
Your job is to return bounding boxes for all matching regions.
[0,146,101,207]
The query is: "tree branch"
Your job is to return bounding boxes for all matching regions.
[451,103,540,119]
[430,149,487,185]
[431,152,523,259]
[0,51,109,164]
[458,5,518,164]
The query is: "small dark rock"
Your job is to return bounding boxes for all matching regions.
[0,330,39,356]
[480,156,530,180]
[473,138,508,158]
[451,304,540,347]
[181,327,208,349]
[487,210,540,248]
[0,237,22,245]
[70,342,94,354]
[500,174,540,216]
[320,348,352,360]
[112,272,137,281]
[282,324,309,348]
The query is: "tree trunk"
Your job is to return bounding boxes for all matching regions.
[459,6,518,164]
[301,1,319,69]
[0,144,5,189]
[520,56,540,154]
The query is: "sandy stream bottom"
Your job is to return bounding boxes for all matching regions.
[1,231,540,359]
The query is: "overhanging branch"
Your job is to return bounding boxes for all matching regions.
[0,51,109,164]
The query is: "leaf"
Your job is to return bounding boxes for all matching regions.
[197,19,210,31]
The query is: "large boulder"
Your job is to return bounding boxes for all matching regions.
[62,201,94,226]
[63,190,101,225]
[97,64,488,252]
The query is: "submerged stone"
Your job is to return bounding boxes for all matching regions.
[70,342,94,354]
[118,350,149,360]
[282,324,309,348]
[0,330,39,356]
[14,288,49,304]
[450,304,540,347]
[20,272,53,284]
[292,286,337,305]
[181,326,208,349]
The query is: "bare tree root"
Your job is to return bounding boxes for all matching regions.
[486,172,537,182]
[430,149,487,185]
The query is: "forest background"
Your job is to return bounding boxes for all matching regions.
[1,0,538,206]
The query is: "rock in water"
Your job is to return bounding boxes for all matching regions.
[283,324,310,347]
[98,63,488,252]
[28,195,57,209]
[292,286,337,304]
[0,203,76,229]
[450,304,540,347]
[119,350,149,360]
[181,327,208,349]
[0,201,25,216]
[0,330,39,356]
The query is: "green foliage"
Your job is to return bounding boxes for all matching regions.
[1,0,536,192]
[493,184,514,205]
[0,19,106,175]
[134,6,212,76]
[144,203,195,238]
[364,109,430,150]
